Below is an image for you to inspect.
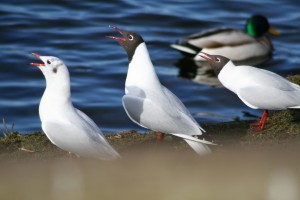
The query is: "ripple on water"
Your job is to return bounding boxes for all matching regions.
[0,0,299,132]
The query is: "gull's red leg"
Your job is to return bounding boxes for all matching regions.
[156,132,165,142]
[154,132,166,152]
[259,110,269,130]
[250,110,269,131]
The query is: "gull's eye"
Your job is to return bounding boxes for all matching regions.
[128,35,134,40]
[47,60,51,64]
[216,57,220,62]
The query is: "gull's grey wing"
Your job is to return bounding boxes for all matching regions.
[43,121,119,160]
[237,86,300,110]
[236,66,300,91]
[122,94,203,136]
[75,109,101,135]
[161,86,205,132]
[75,109,120,158]
[122,95,147,128]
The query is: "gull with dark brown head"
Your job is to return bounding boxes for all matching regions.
[200,52,300,131]
[107,26,214,154]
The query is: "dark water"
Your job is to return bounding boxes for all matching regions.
[1,0,300,133]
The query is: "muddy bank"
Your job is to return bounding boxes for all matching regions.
[1,108,300,161]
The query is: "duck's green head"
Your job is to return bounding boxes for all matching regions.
[245,15,279,37]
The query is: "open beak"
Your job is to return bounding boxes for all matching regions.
[106,25,126,41]
[30,52,45,67]
[268,27,280,35]
[199,52,213,61]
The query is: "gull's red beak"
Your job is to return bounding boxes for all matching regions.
[30,52,45,67]
[199,52,213,61]
[106,25,126,41]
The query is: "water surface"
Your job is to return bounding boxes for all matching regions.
[1,0,300,133]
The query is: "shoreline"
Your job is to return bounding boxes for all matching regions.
[1,109,300,161]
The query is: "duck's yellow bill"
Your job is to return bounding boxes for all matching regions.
[268,27,280,35]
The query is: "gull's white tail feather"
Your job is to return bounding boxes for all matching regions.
[289,106,300,109]
[184,139,211,155]
[171,133,215,155]
[171,133,216,145]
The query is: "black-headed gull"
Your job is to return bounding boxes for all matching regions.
[107,26,214,154]
[200,52,300,131]
[30,53,120,160]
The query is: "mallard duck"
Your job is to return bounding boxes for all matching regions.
[171,15,279,65]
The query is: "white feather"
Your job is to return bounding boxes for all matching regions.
[37,55,120,160]
[218,60,300,110]
[123,43,213,154]
[171,133,216,145]
[184,139,211,155]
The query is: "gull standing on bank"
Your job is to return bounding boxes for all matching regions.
[30,53,120,160]
[107,26,214,154]
[200,52,300,131]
